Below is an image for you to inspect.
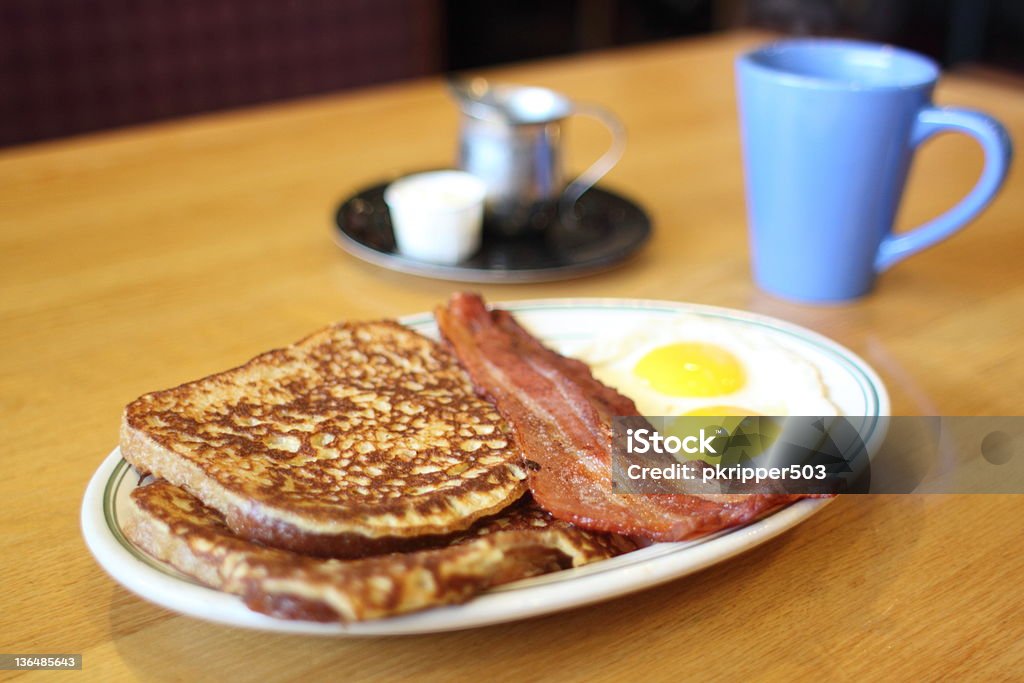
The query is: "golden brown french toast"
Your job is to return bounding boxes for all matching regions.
[121,320,528,558]
[125,480,634,622]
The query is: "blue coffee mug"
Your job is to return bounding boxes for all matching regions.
[737,39,1012,302]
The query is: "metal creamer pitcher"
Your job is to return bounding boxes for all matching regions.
[450,78,626,236]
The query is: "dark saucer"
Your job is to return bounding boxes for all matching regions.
[333,178,652,283]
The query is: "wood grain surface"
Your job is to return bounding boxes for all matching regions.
[1,30,1022,681]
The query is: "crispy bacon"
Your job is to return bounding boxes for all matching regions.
[435,292,811,542]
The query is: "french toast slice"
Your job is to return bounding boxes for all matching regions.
[125,480,635,622]
[121,320,528,558]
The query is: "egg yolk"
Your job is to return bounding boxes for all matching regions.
[634,343,745,397]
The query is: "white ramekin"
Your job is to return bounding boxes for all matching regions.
[384,170,486,265]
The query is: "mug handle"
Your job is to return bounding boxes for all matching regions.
[559,104,627,221]
[875,106,1013,271]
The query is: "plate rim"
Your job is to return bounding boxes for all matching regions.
[82,297,888,635]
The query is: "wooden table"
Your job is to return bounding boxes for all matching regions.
[2,30,1022,681]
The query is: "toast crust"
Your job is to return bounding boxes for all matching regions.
[121,321,528,557]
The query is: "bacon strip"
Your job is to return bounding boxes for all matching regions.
[436,293,811,542]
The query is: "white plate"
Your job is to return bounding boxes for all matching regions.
[82,299,889,635]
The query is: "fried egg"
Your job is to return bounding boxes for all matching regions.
[574,316,838,417]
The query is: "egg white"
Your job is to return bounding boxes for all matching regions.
[573,315,838,417]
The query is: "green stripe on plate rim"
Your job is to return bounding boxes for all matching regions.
[104,459,207,587]
[103,301,880,591]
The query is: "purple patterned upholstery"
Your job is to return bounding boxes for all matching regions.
[0,0,441,146]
